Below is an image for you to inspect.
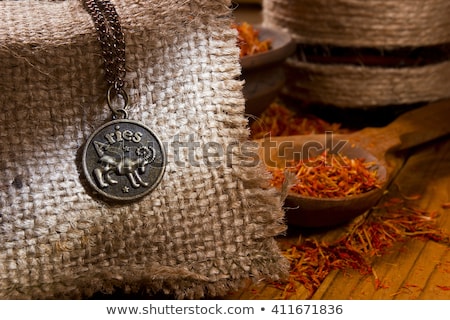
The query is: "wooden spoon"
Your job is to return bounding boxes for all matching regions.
[257,99,450,228]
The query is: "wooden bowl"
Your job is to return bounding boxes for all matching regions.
[258,134,387,228]
[283,140,387,228]
[240,26,296,70]
[240,26,295,116]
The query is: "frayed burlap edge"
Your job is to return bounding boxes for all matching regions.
[0,0,289,300]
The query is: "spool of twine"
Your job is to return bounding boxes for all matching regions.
[263,0,450,47]
[285,57,450,107]
[262,0,450,108]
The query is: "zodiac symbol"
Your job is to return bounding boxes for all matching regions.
[93,146,155,189]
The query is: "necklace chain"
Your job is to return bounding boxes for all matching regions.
[80,0,167,201]
[82,0,126,94]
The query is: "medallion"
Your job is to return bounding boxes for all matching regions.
[82,119,166,201]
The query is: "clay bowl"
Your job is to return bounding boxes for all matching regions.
[240,26,295,117]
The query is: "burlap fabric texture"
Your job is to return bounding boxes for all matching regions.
[0,0,287,299]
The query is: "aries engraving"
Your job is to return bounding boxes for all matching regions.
[94,146,155,189]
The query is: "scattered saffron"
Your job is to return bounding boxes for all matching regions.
[250,102,348,140]
[272,198,450,298]
[436,285,450,291]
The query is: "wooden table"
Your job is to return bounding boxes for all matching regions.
[225,129,450,300]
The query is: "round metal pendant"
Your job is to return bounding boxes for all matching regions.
[82,119,166,202]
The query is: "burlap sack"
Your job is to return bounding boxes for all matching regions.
[0,0,287,299]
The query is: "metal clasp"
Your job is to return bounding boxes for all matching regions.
[107,85,130,119]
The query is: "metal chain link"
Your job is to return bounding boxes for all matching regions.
[82,0,128,113]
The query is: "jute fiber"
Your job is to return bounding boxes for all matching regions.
[262,0,450,47]
[262,0,450,108]
[0,0,288,299]
[283,57,450,108]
